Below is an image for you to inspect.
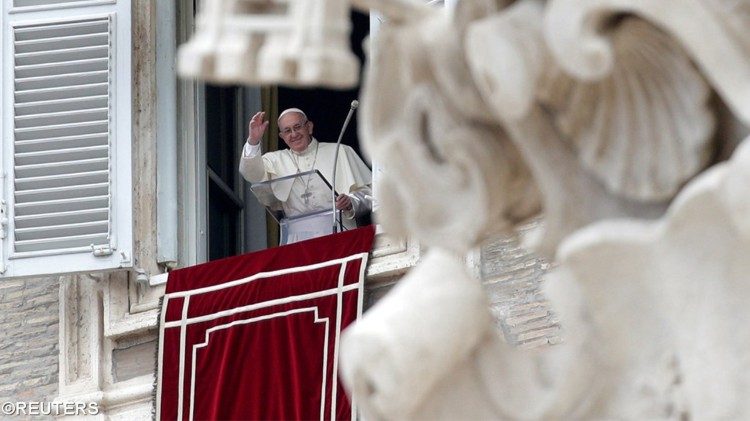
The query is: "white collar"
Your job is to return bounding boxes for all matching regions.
[290,137,318,156]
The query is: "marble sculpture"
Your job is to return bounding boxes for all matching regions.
[178,0,750,418]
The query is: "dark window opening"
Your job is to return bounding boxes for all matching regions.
[205,85,244,260]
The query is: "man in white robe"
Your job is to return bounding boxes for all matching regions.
[239,108,372,241]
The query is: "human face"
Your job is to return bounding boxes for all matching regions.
[278,113,313,153]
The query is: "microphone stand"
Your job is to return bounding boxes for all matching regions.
[332,100,359,233]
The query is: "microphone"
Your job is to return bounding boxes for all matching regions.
[332,100,359,233]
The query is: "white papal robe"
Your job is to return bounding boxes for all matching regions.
[240,138,372,241]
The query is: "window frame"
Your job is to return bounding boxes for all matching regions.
[174,0,269,265]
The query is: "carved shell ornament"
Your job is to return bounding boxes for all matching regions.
[463,2,699,256]
[538,17,715,201]
[544,0,750,125]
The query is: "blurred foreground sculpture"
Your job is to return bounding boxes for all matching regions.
[180,0,750,418]
[178,0,359,87]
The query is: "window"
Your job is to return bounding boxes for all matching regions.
[173,1,269,265]
[0,0,132,278]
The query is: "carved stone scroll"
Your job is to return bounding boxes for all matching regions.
[340,249,494,419]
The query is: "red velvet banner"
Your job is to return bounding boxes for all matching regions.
[156,226,375,420]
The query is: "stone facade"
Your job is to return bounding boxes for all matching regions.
[0,0,160,417]
[0,279,59,403]
[480,222,561,349]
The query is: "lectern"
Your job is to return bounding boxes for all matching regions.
[250,170,342,245]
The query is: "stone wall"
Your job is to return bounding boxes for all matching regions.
[0,278,59,402]
[480,222,562,349]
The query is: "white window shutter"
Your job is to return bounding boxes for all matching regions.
[1,1,132,278]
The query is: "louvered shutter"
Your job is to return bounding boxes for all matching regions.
[1,0,132,278]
